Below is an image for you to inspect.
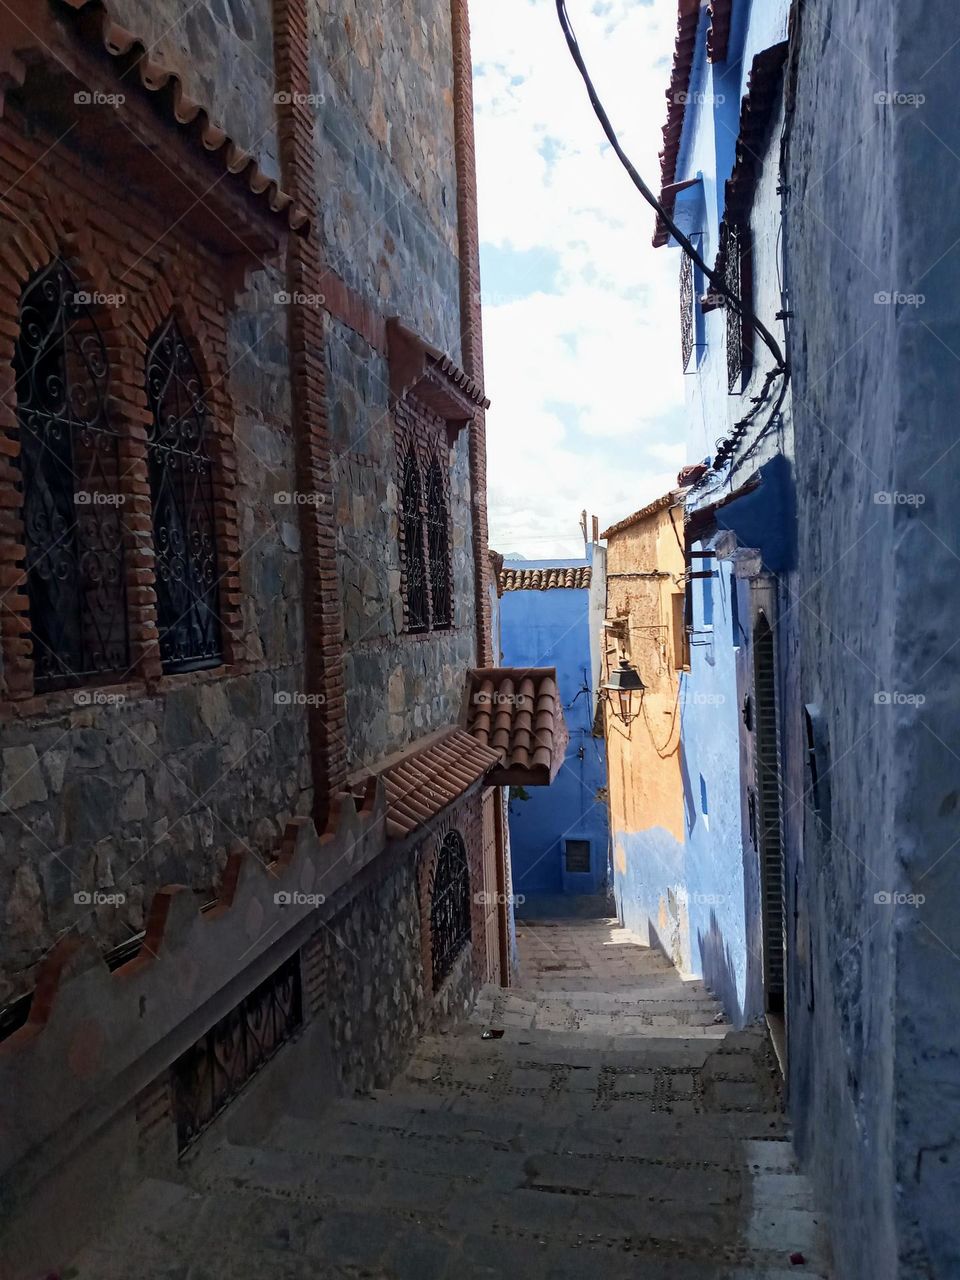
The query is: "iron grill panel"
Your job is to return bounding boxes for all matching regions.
[430,830,471,988]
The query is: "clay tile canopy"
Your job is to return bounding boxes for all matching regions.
[653,0,702,247]
[498,566,592,592]
[378,728,501,841]
[464,668,569,787]
[387,317,490,427]
[601,492,679,540]
[44,0,308,232]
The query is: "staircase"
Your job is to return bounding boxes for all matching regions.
[67,919,828,1279]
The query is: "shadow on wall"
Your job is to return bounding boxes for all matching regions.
[697,910,746,1027]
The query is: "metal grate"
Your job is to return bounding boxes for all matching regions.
[753,613,785,1011]
[146,315,223,673]
[723,223,753,394]
[430,830,471,988]
[171,952,303,1153]
[680,251,695,372]
[14,259,129,690]
[564,839,591,874]
[425,454,451,628]
[400,448,428,632]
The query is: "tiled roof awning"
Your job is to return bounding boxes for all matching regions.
[59,0,309,232]
[387,318,490,431]
[720,43,789,227]
[464,668,569,787]
[601,492,678,540]
[653,0,702,247]
[707,0,734,63]
[499,566,591,592]
[378,728,501,841]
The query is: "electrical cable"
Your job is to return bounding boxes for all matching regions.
[555,0,786,375]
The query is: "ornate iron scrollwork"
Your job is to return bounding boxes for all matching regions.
[146,315,222,672]
[401,447,428,632]
[13,258,129,690]
[430,830,471,988]
[426,455,451,629]
[171,952,303,1152]
[723,222,753,394]
[680,251,695,372]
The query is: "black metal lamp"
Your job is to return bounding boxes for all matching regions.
[601,658,646,726]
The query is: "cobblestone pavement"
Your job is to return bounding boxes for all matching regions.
[68,918,829,1279]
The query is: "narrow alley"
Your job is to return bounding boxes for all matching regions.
[68,919,827,1279]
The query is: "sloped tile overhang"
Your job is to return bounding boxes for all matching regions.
[0,0,307,261]
[463,667,569,787]
[353,727,502,843]
[387,317,490,440]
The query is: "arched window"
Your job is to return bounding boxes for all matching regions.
[425,453,451,629]
[400,446,427,632]
[145,315,222,672]
[429,829,471,987]
[13,258,128,689]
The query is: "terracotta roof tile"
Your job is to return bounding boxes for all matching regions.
[653,0,702,248]
[464,668,569,786]
[380,728,500,840]
[601,491,680,541]
[62,0,309,232]
[387,317,489,422]
[707,0,734,63]
[499,566,592,592]
[719,43,789,227]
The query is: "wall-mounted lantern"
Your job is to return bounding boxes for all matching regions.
[601,658,646,727]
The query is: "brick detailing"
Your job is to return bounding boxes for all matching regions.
[0,145,249,702]
[272,0,348,821]
[451,0,493,666]
[394,399,454,635]
[416,790,487,994]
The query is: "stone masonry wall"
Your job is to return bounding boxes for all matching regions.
[785,1,960,1275]
[0,92,307,1005]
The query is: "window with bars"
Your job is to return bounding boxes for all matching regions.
[13,258,129,690]
[723,222,753,394]
[399,441,452,634]
[145,315,223,673]
[430,829,471,988]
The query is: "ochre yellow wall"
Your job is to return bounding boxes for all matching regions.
[603,500,686,843]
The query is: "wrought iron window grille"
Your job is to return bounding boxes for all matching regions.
[679,232,707,374]
[425,454,452,629]
[430,830,471,988]
[171,951,303,1152]
[401,446,428,632]
[146,315,223,673]
[13,257,129,690]
[723,222,754,394]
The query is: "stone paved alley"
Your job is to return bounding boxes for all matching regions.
[68,920,828,1278]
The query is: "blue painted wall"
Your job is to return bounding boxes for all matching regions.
[499,555,609,902]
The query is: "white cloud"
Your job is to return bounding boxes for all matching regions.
[471,0,687,557]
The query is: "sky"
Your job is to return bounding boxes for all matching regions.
[470,0,687,558]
